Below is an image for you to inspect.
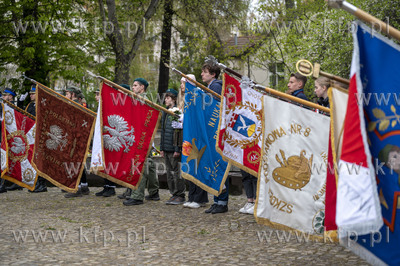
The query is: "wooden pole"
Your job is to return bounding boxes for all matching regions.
[164,63,222,100]
[1,99,36,121]
[205,57,331,113]
[327,0,400,42]
[253,84,330,114]
[23,75,97,117]
[296,59,350,85]
[85,71,178,118]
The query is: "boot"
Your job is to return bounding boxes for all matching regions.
[30,177,48,193]
[102,187,116,197]
[6,183,23,191]
[0,179,7,193]
[118,188,132,199]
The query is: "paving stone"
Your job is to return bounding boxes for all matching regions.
[0,188,366,264]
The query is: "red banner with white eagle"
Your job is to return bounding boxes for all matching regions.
[32,84,96,193]
[216,73,263,176]
[1,103,9,177]
[91,82,160,189]
[2,103,37,190]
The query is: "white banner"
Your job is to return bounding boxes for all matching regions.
[256,95,330,236]
[90,104,104,171]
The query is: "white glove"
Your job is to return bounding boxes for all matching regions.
[178,113,184,123]
[171,121,183,129]
[19,92,28,101]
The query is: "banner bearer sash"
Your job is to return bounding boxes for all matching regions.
[217,73,263,177]
[1,103,8,177]
[91,82,160,189]
[255,95,330,239]
[33,84,96,193]
[181,82,230,196]
[2,104,37,190]
[336,21,400,266]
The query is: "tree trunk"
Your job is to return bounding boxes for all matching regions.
[100,0,161,85]
[157,0,173,95]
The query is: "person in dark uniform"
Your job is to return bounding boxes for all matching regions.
[25,86,48,193]
[25,86,37,116]
[64,86,90,198]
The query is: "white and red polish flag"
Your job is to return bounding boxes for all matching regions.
[335,23,383,236]
[2,103,37,190]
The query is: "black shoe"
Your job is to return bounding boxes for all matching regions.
[6,183,23,191]
[0,179,7,193]
[95,187,107,197]
[118,188,132,199]
[145,192,160,201]
[64,188,83,198]
[33,185,48,193]
[169,196,185,205]
[102,187,116,197]
[205,203,218,213]
[123,198,143,206]
[31,179,47,193]
[211,204,228,214]
[81,186,90,195]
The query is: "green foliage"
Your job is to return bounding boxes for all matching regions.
[248,0,400,99]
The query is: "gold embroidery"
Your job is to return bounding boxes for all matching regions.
[272,150,313,190]
[7,130,29,163]
[23,168,35,182]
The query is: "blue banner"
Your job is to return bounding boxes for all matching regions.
[349,22,400,266]
[181,82,230,196]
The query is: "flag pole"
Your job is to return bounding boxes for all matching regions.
[1,99,36,121]
[22,75,96,117]
[163,63,222,100]
[206,56,331,114]
[296,59,350,85]
[86,71,178,118]
[327,0,400,42]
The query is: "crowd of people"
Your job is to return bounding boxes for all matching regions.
[0,61,336,215]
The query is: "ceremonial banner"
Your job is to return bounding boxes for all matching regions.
[336,21,400,265]
[181,82,230,196]
[1,103,8,176]
[33,84,96,192]
[324,87,349,232]
[90,104,103,170]
[217,73,263,176]
[255,95,330,238]
[2,104,37,190]
[91,82,160,189]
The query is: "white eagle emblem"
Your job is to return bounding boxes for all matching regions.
[11,137,26,154]
[46,125,68,151]
[103,115,135,153]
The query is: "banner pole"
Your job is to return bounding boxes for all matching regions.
[86,71,178,118]
[327,0,400,42]
[205,56,331,114]
[164,63,222,100]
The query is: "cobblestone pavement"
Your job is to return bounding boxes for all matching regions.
[0,188,366,265]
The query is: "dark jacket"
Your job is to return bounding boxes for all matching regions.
[292,89,308,101]
[209,79,222,96]
[25,102,36,116]
[317,97,330,108]
[160,106,180,153]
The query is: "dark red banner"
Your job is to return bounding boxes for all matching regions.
[33,84,96,192]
